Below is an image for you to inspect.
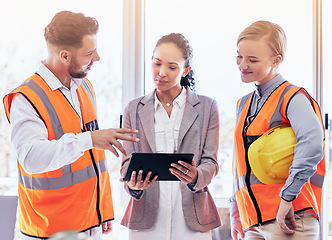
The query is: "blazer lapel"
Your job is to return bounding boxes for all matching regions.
[137,91,156,152]
[177,89,199,148]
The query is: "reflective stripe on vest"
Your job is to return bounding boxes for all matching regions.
[81,79,97,110]
[269,83,294,128]
[22,79,64,140]
[233,173,261,193]
[310,173,324,188]
[19,158,107,190]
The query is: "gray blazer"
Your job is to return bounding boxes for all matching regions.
[120,88,222,232]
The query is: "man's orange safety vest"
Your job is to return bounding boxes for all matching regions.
[233,81,325,231]
[3,74,114,238]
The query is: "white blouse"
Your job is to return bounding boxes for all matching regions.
[129,87,211,240]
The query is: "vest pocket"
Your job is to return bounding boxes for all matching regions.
[193,190,218,225]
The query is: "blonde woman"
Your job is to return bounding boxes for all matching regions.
[230,21,325,240]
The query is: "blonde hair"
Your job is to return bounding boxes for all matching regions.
[237,20,287,60]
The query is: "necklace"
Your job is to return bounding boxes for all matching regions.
[166,103,171,107]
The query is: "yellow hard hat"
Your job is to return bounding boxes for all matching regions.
[248,124,297,185]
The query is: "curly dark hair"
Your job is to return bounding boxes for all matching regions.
[44,10,99,49]
[153,33,195,91]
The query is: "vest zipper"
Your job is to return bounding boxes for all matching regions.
[62,85,102,226]
[81,126,102,225]
[243,98,263,225]
[243,136,262,224]
[241,81,288,225]
[88,148,102,224]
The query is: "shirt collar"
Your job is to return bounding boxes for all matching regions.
[154,87,187,110]
[255,74,285,97]
[37,61,82,91]
[174,87,187,107]
[154,94,161,110]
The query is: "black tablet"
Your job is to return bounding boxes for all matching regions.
[123,153,194,181]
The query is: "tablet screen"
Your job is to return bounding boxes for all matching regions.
[124,153,194,181]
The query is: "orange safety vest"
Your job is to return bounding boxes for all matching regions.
[3,73,114,238]
[233,81,325,231]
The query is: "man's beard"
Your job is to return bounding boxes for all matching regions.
[68,55,88,79]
